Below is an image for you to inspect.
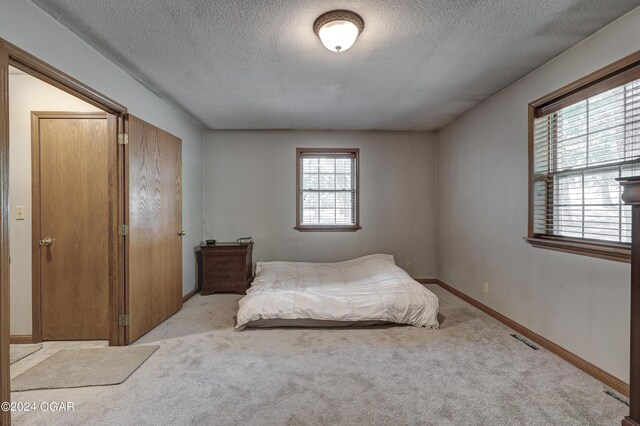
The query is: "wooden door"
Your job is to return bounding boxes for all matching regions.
[126,114,182,343]
[33,112,112,340]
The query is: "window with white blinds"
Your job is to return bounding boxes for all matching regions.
[296,148,360,231]
[532,73,640,246]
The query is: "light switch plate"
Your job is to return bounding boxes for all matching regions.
[16,206,25,220]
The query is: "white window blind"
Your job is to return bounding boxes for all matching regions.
[298,151,357,227]
[532,77,640,243]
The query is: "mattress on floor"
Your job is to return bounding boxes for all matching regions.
[239,318,390,328]
[236,254,439,330]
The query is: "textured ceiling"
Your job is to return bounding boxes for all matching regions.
[32,0,640,130]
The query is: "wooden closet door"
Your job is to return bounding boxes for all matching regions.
[126,114,183,343]
[35,112,111,340]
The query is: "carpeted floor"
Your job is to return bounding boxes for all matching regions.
[10,344,42,365]
[10,285,629,425]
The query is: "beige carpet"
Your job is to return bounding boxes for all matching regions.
[10,285,629,425]
[9,344,42,365]
[11,346,158,392]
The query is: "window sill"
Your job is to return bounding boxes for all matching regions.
[525,236,630,263]
[294,226,362,233]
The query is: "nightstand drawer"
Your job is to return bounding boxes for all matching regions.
[202,281,246,294]
[205,255,244,270]
[205,269,245,283]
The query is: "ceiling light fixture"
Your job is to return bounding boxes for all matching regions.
[313,10,364,53]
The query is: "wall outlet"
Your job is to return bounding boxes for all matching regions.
[483,282,490,294]
[16,206,25,220]
[405,261,412,271]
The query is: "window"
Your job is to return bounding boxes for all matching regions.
[527,53,640,262]
[295,148,360,232]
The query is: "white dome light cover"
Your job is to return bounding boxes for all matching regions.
[313,10,364,53]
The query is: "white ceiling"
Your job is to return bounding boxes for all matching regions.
[32,0,640,131]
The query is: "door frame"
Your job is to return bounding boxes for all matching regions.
[31,111,115,343]
[0,38,128,426]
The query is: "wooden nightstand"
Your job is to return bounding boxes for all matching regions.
[196,242,253,295]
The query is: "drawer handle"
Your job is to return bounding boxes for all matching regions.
[219,261,229,265]
[221,274,229,279]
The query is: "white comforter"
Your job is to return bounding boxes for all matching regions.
[236,254,439,330]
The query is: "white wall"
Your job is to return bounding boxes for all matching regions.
[1,0,204,310]
[436,7,640,382]
[9,72,101,335]
[204,131,437,278]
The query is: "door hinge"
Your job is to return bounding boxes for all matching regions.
[118,224,129,236]
[119,314,130,326]
[118,134,128,145]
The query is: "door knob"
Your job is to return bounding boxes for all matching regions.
[39,237,53,247]
[178,230,186,236]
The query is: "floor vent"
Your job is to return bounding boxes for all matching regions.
[510,334,539,350]
[604,389,629,406]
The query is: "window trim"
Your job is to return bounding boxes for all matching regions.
[295,147,361,232]
[526,50,640,263]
